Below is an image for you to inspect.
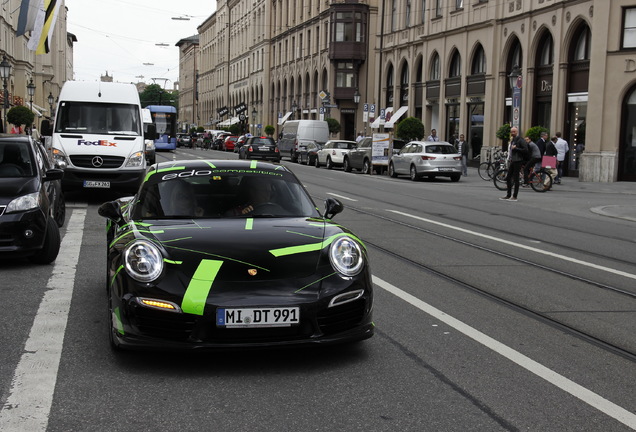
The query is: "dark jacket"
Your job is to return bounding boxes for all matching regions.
[545,141,558,157]
[510,135,528,162]
[536,137,547,156]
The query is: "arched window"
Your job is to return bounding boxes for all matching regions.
[386,64,394,107]
[400,63,409,105]
[539,34,553,66]
[471,45,486,75]
[573,26,591,61]
[449,51,461,78]
[430,53,440,80]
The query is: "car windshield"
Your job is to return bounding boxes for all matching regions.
[133,168,320,219]
[0,142,34,177]
[55,101,141,135]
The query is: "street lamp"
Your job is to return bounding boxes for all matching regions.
[0,55,11,133]
[27,78,35,110]
[291,100,298,120]
[47,92,54,116]
[508,64,522,90]
[353,88,361,104]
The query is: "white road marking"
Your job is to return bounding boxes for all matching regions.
[374,276,636,429]
[0,209,86,431]
[388,209,636,281]
[327,192,358,202]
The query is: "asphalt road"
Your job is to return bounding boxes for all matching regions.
[1,147,635,432]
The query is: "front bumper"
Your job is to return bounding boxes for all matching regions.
[0,208,47,256]
[61,167,145,193]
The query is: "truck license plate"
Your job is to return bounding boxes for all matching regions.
[83,180,111,188]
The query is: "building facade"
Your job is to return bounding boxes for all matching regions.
[180,0,636,182]
[0,0,73,128]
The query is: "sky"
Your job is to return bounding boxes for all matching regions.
[64,0,216,87]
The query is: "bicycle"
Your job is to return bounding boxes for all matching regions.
[478,148,507,180]
[493,163,553,192]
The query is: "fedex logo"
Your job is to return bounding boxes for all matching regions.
[77,139,117,147]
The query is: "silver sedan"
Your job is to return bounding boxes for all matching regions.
[388,141,462,182]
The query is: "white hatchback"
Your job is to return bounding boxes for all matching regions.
[388,141,462,182]
[315,140,358,169]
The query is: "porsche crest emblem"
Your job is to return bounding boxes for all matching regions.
[248,269,258,276]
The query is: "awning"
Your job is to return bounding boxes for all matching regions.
[277,111,292,125]
[30,104,43,117]
[384,106,408,128]
[218,116,240,126]
[370,107,393,128]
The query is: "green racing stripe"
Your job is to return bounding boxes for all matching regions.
[181,259,223,315]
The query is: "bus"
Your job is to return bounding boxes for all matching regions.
[146,105,177,151]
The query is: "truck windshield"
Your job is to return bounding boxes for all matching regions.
[55,101,141,136]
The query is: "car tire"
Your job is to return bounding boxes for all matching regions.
[388,162,398,178]
[326,157,333,170]
[107,290,124,352]
[291,151,299,163]
[315,156,321,168]
[29,217,61,264]
[362,159,371,174]
[343,157,352,172]
[54,191,66,227]
[409,165,420,181]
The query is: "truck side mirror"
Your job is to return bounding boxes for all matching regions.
[40,119,52,137]
[144,123,157,140]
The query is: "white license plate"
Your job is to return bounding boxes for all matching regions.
[438,168,454,172]
[216,307,300,328]
[258,146,271,151]
[83,180,111,188]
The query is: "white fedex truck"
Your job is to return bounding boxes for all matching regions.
[45,81,152,194]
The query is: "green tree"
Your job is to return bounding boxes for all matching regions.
[326,117,340,135]
[264,125,275,137]
[395,116,424,141]
[524,125,549,143]
[7,105,35,129]
[496,123,511,141]
[140,84,178,108]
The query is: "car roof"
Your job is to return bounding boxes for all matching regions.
[151,159,290,173]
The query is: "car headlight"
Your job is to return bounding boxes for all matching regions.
[329,236,364,277]
[124,240,164,282]
[126,151,144,167]
[6,192,40,213]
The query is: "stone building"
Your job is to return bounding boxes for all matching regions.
[181,0,636,182]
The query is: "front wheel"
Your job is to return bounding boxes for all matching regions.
[362,159,372,174]
[493,169,508,191]
[314,156,321,168]
[530,170,553,192]
[388,162,398,178]
[343,157,352,172]
[478,162,492,180]
[326,157,333,170]
[29,217,60,264]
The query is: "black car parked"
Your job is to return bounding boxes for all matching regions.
[238,136,281,162]
[0,135,65,264]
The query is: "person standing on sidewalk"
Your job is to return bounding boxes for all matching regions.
[500,126,528,201]
[554,132,569,184]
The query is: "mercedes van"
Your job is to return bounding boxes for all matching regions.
[277,120,329,162]
[44,81,152,194]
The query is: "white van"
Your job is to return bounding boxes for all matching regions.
[278,120,329,162]
[46,81,151,194]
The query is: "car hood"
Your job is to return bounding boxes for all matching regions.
[0,177,39,201]
[131,217,344,283]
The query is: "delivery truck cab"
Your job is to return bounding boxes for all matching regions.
[43,81,153,194]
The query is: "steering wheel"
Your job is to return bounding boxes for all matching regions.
[251,201,286,215]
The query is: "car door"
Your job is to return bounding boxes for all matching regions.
[393,144,412,174]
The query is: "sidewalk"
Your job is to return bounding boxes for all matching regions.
[466,165,636,222]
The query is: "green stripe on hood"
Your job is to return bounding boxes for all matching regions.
[181,259,223,315]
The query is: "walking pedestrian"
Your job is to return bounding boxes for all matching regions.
[500,126,527,202]
[554,132,569,184]
[455,134,469,176]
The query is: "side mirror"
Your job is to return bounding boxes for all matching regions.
[144,124,157,140]
[98,201,123,222]
[323,198,343,220]
[40,119,52,137]
[43,168,64,182]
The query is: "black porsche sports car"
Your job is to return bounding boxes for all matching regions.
[99,159,373,350]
